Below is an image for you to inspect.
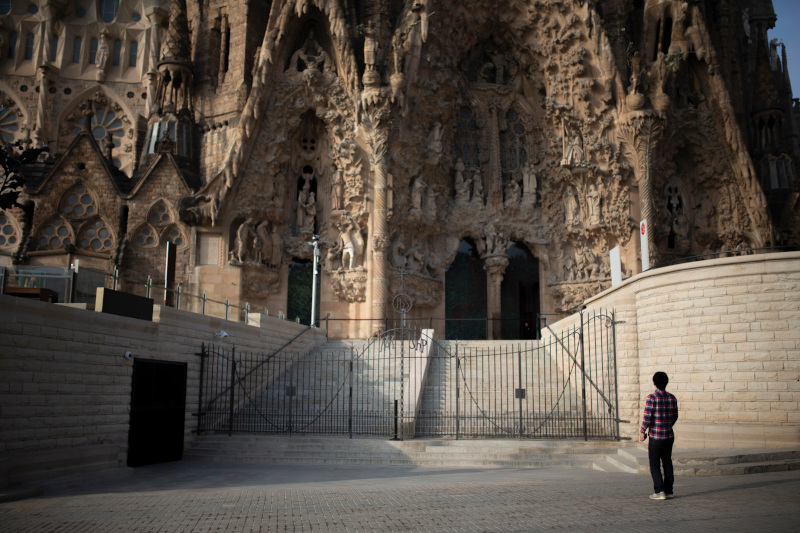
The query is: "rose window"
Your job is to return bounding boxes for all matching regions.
[37,217,73,250]
[78,219,114,251]
[73,106,124,168]
[132,225,157,247]
[0,212,20,249]
[0,104,20,144]
[60,184,97,218]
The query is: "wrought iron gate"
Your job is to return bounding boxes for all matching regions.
[197,309,620,440]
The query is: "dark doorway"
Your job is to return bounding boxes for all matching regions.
[127,359,187,467]
[445,239,488,340]
[500,244,539,340]
[287,259,319,326]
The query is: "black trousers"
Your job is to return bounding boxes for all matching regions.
[648,437,674,494]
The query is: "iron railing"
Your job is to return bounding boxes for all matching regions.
[196,309,620,440]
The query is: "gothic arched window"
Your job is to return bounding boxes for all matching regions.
[129,41,138,67]
[499,108,527,178]
[100,0,120,23]
[60,183,98,218]
[0,212,20,250]
[36,216,73,250]
[132,224,158,247]
[454,106,481,169]
[77,218,115,252]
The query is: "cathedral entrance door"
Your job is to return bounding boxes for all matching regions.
[445,239,488,340]
[500,244,539,340]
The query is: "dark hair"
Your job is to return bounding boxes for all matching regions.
[653,371,669,390]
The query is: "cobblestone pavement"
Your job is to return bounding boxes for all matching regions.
[1,462,799,532]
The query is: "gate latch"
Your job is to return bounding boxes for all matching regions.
[515,388,526,399]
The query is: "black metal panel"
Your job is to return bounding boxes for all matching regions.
[128,359,187,467]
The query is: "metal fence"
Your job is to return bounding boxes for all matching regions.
[197,309,620,440]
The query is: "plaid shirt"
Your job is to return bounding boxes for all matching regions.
[641,388,678,440]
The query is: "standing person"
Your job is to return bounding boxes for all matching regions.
[639,371,678,500]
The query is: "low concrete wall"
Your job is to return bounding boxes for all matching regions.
[563,251,800,449]
[0,295,327,486]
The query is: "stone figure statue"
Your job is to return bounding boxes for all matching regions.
[296,182,309,230]
[404,240,428,274]
[630,51,642,93]
[424,187,438,218]
[505,179,521,207]
[586,182,603,226]
[454,158,471,204]
[255,221,272,264]
[303,192,317,232]
[770,38,781,71]
[472,169,484,203]
[565,186,580,227]
[391,236,407,269]
[575,245,599,279]
[562,120,584,166]
[363,22,378,74]
[236,219,254,263]
[410,177,426,211]
[742,8,751,41]
[338,217,364,270]
[427,122,443,163]
[96,34,109,70]
[331,170,345,210]
[521,162,537,204]
[289,29,330,73]
[269,225,282,269]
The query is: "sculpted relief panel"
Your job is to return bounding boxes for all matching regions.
[172,0,781,318]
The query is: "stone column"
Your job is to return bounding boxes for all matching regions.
[618,114,663,268]
[31,66,51,148]
[39,1,57,68]
[484,254,509,340]
[487,104,503,212]
[368,130,390,332]
[145,6,167,117]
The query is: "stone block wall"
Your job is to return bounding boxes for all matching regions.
[0,296,327,486]
[574,251,800,449]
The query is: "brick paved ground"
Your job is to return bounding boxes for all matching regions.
[1,462,799,532]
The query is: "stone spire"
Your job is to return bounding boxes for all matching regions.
[153,0,193,116]
[144,0,195,162]
[160,0,192,66]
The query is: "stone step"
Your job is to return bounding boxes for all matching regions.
[616,447,800,476]
[184,435,800,476]
[184,435,620,469]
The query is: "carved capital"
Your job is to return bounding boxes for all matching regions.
[484,254,509,278]
[373,234,391,252]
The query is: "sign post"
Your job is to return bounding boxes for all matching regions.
[640,219,650,272]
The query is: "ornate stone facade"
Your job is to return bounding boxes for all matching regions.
[1,1,798,338]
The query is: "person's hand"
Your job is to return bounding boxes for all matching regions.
[639,431,646,442]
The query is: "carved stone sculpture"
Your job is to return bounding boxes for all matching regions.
[236,218,253,263]
[521,162,537,204]
[454,158,471,204]
[586,182,603,227]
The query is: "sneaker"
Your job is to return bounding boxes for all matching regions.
[666,493,674,499]
[649,492,667,500]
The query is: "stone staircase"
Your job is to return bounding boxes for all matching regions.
[595,447,800,476]
[184,434,622,470]
[184,434,800,476]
